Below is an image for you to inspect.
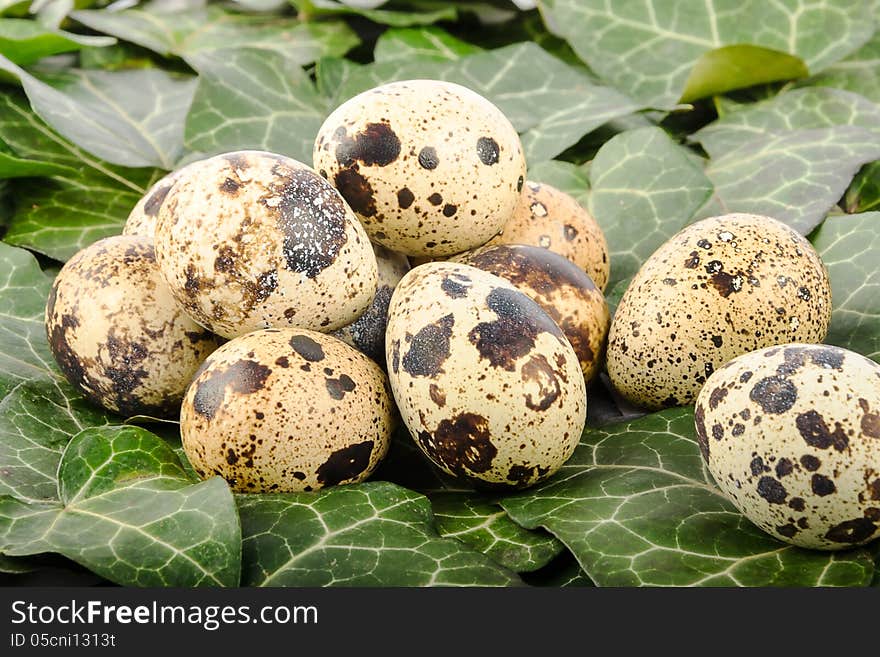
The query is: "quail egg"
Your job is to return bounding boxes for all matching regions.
[452,244,609,384]
[333,243,410,365]
[181,328,393,493]
[695,343,880,549]
[485,181,610,291]
[45,235,220,418]
[154,150,378,339]
[313,79,526,258]
[607,213,832,409]
[386,261,586,488]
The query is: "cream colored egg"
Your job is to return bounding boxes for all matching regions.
[123,168,188,240]
[154,150,378,339]
[452,244,609,384]
[386,262,586,488]
[607,213,832,409]
[313,79,526,258]
[695,344,880,550]
[181,328,393,493]
[45,235,220,418]
[333,243,410,365]
[485,181,610,291]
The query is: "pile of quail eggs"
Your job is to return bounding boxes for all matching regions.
[46,79,879,550]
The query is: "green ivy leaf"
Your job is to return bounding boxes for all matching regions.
[538,0,873,105]
[0,242,114,502]
[431,493,564,572]
[693,87,880,157]
[335,42,642,163]
[0,55,196,169]
[527,159,590,201]
[588,126,713,289]
[237,482,521,586]
[703,126,880,234]
[501,408,876,586]
[0,17,114,65]
[373,26,481,62]
[680,45,808,103]
[70,6,359,71]
[0,93,159,260]
[0,425,241,587]
[803,31,880,103]
[184,47,326,165]
[846,162,880,214]
[296,0,458,27]
[812,212,880,362]
[522,553,594,587]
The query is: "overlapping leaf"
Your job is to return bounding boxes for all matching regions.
[0,17,114,65]
[335,41,642,162]
[812,212,880,362]
[294,0,458,26]
[803,31,880,103]
[501,408,876,586]
[184,48,326,164]
[846,163,880,214]
[0,93,158,260]
[539,0,873,105]
[0,55,196,169]
[373,26,481,62]
[0,425,241,587]
[238,482,521,586]
[588,126,714,288]
[71,6,358,71]
[703,126,880,234]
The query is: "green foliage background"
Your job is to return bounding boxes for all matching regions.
[0,0,879,587]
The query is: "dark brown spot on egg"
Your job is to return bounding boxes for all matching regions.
[262,167,350,278]
[290,334,325,362]
[789,497,806,511]
[800,454,821,471]
[859,399,880,438]
[184,264,201,296]
[749,376,797,414]
[468,287,564,371]
[316,440,375,486]
[684,252,700,269]
[402,314,454,378]
[506,463,549,486]
[517,176,524,192]
[334,166,376,217]
[427,193,443,206]
[443,204,458,217]
[476,137,500,165]
[563,225,578,241]
[756,476,787,504]
[521,354,561,411]
[220,177,240,195]
[712,424,724,440]
[417,412,496,477]
[397,187,415,209]
[325,374,356,400]
[193,360,272,420]
[440,274,470,299]
[708,387,727,410]
[335,122,401,167]
[795,410,848,451]
[418,146,438,170]
[143,182,172,217]
[750,456,767,476]
[709,270,743,297]
[811,474,836,496]
[825,517,877,544]
[776,523,798,538]
[429,383,446,407]
[694,405,709,462]
[810,347,844,370]
[390,339,400,374]
[775,458,793,478]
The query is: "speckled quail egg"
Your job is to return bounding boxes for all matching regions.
[123,168,188,240]
[313,79,526,258]
[386,261,586,488]
[695,343,880,550]
[607,213,832,410]
[333,243,410,365]
[45,235,221,418]
[485,181,610,291]
[181,328,393,493]
[154,150,378,339]
[452,244,609,384]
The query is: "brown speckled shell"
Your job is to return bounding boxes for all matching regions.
[181,328,393,493]
[45,235,221,418]
[695,344,880,550]
[333,243,410,365]
[313,79,526,258]
[485,181,610,291]
[607,213,832,409]
[123,168,188,240]
[154,150,378,339]
[452,244,609,384]
[385,262,586,489]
